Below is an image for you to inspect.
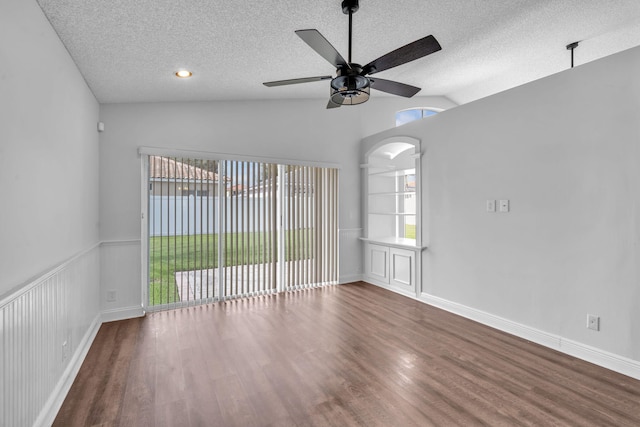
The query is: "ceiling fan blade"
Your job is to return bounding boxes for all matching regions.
[326,98,343,109]
[263,75,333,87]
[363,35,441,75]
[295,29,349,69]
[369,77,421,97]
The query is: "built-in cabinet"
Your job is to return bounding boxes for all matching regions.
[361,136,425,298]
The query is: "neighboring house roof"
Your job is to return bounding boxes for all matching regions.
[149,156,228,182]
[244,167,315,195]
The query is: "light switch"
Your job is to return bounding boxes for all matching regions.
[486,200,496,213]
[499,199,510,212]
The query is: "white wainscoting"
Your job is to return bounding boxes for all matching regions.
[100,240,145,322]
[0,244,102,427]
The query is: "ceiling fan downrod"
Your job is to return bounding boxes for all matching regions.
[566,41,579,68]
[342,0,359,63]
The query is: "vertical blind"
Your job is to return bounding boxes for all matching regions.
[285,166,338,290]
[147,156,339,310]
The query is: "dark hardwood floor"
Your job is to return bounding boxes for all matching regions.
[54,282,640,426]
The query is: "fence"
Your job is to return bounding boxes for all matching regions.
[149,194,315,236]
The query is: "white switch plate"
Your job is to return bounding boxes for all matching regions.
[486,200,496,213]
[499,199,510,212]
[587,314,600,331]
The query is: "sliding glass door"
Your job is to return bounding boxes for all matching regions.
[145,155,338,311]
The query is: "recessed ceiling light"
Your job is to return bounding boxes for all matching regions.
[175,70,192,78]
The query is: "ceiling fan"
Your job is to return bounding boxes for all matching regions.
[263,0,442,109]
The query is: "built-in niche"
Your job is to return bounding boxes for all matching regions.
[361,136,425,297]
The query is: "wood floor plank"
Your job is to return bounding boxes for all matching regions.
[54,282,640,426]
[185,396,224,427]
[213,373,260,427]
[236,365,291,422]
[155,399,190,427]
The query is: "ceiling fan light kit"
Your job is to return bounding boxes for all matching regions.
[263,0,442,109]
[329,65,370,107]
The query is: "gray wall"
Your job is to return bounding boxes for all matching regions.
[0,0,100,297]
[0,1,101,424]
[364,45,640,362]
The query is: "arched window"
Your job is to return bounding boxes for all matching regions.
[395,108,440,127]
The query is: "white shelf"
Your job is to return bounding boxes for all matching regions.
[360,163,395,170]
[360,237,427,251]
[369,212,415,216]
[369,192,416,197]
[368,168,415,177]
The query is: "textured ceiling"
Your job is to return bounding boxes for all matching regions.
[36,0,640,105]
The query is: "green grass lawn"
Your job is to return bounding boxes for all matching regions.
[149,230,314,305]
[149,233,218,305]
[405,224,416,239]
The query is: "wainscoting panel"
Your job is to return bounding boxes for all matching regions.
[100,240,144,321]
[0,245,101,427]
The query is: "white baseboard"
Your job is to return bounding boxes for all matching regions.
[339,274,363,284]
[101,305,145,323]
[559,338,640,381]
[36,307,144,426]
[420,292,640,381]
[36,314,102,427]
[360,277,419,300]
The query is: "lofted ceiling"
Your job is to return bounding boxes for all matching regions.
[36,0,640,105]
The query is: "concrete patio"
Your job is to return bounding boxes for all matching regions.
[174,260,319,301]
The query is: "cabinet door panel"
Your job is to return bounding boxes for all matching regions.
[365,244,389,284]
[390,248,414,290]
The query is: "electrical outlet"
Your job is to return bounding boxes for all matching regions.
[499,199,510,213]
[587,314,600,331]
[106,290,117,302]
[486,200,496,212]
[62,340,68,361]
